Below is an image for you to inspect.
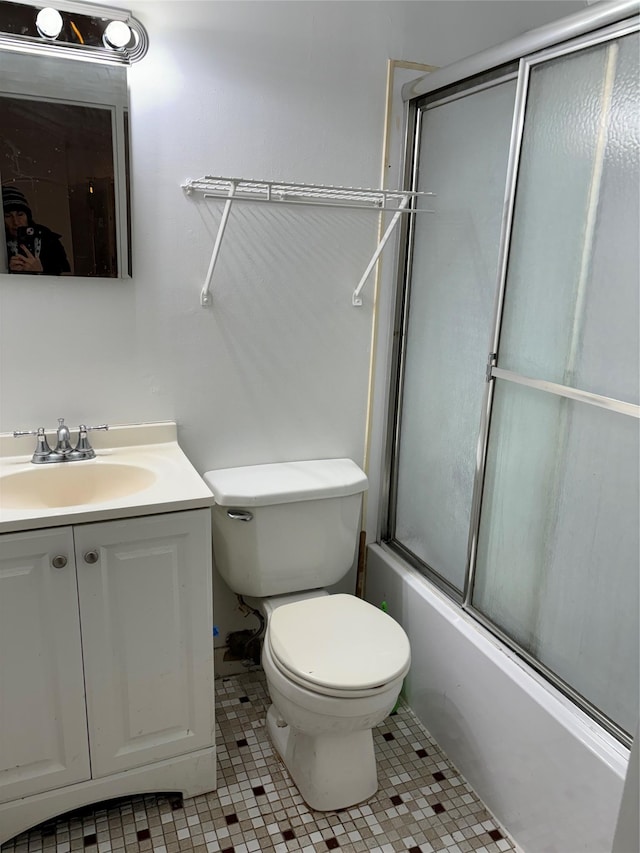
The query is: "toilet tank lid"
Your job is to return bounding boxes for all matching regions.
[203,458,368,507]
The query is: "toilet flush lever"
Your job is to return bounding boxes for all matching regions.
[227,510,253,522]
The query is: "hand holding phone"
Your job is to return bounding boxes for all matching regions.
[9,226,43,272]
[16,225,36,257]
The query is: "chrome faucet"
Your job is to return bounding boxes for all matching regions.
[51,418,74,460]
[14,419,109,464]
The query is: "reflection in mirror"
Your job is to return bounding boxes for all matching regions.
[1,98,118,275]
[3,182,71,275]
[0,9,140,279]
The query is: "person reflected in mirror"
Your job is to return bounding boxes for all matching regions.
[3,185,71,275]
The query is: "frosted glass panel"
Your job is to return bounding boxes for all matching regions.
[473,381,639,735]
[394,79,516,591]
[498,33,640,404]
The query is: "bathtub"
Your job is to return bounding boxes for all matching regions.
[365,543,629,853]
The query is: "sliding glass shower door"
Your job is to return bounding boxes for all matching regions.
[392,72,518,595]
[472,28,639,739]
[387,19,639,741]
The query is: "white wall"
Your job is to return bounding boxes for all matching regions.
[0,0,583,641]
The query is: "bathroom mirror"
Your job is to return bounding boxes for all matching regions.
[0,3,137,278]
[1,51,130,278]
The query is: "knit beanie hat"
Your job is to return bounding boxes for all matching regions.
[2,185,32,220]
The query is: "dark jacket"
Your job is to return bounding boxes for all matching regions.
[7,222,71,275]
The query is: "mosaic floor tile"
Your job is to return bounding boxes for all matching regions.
[2,670,514,853]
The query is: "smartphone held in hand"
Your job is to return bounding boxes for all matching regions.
[16,224,36,256]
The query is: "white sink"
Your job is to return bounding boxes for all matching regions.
[0,462,156,510]
[0,422,215,532]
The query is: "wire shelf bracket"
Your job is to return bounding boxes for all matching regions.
[182,176,434,307]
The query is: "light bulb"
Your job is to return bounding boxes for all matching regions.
[103,20,132,50]
[36,7,63,39]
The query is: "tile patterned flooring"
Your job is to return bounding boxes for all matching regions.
[2,671,515,853]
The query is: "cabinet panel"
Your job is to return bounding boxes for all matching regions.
[0,528,90,803]
[75,510,214,777]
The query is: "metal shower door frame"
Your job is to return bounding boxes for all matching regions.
[385,8,639,746]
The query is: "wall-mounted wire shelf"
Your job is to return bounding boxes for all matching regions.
[182,176,434,307]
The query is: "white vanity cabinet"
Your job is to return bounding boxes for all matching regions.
[0,508,215,843]
[0,527,91,802]
[75,510,214,777]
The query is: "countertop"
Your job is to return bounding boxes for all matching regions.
[0,421,214,534]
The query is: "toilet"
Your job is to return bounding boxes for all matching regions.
[203,458,411,812]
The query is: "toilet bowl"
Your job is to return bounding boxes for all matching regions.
[259,592,410,810]
[203,459,411,811]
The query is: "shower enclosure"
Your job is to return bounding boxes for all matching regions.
[385,12,639,744]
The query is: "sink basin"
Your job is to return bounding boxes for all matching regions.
[0,422,215,532]
[0,463,157,510]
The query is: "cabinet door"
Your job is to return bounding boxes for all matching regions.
[74,510,214,777]
[0,528,90,803]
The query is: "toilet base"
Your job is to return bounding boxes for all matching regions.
[266,704,378,811]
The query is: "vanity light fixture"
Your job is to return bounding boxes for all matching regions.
[0,0,148,64]
[102,19,131,50]
[35,7,63,39]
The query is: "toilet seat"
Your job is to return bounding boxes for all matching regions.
[266,594,410,699]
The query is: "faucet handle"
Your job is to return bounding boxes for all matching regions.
[13,428,40,438]
[13,427,52,463]
[70,423,109,460]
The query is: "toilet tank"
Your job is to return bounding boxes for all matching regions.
[203,459,368,597]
